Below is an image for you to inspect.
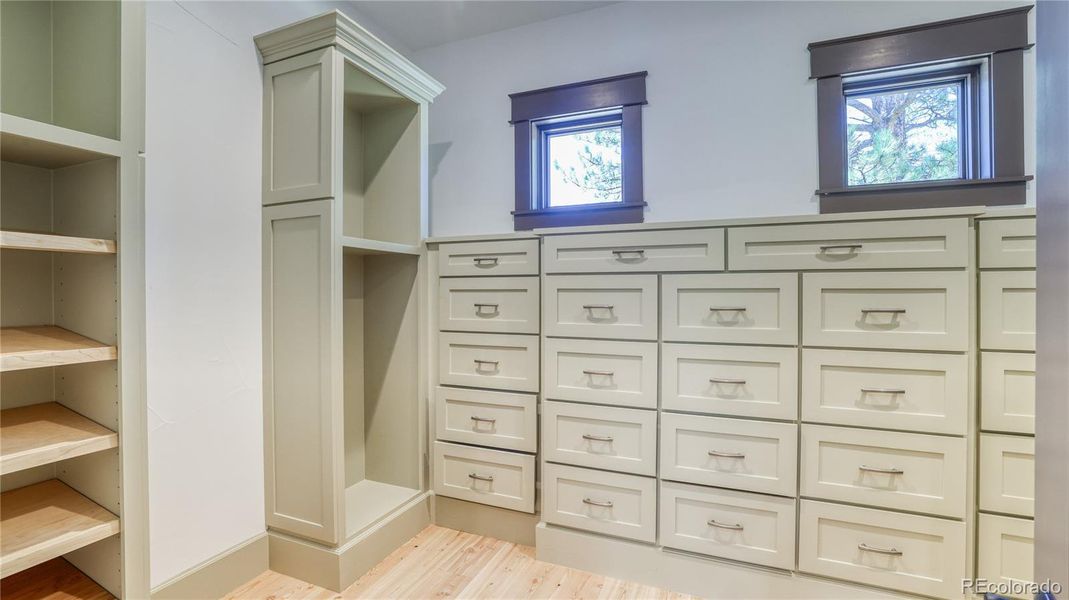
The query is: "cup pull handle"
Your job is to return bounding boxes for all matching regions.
[468,472,494,482]
[473,359,499,367]
[611,249,645,258]
[473,303,499,310]
[470,416,497,424]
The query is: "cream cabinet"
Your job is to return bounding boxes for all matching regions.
[977,513,1036,599]
[980,270,1037,351]
[541,463,657,543]
[543,274,658,340]
[661,273,799,345]
[542,229,724,273]
[433,386,537,452]
[542,338,658,408]
[542,401,657,476]
[662,343,798,420]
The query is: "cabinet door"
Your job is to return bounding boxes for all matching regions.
[263,48,337,205]
[263,200,341,544]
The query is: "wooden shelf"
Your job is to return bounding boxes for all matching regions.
[0,480,120,578]
[0,327,116,373]
[341,236,421,256]
[0,114,121,169]
[1,403,118,476]
[0,558,114,600]
[0,231,116,255]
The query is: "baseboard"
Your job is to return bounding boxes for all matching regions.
[433,494,539,546]
[536,523,908,600]
[151,533,269,600]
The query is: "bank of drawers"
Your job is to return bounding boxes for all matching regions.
[433,239,539,513]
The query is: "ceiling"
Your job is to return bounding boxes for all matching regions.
[347,1,616,52]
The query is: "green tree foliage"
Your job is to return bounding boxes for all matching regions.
[553,127,622,201]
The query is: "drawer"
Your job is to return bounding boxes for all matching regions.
[438,239,539,277]
[659,481,796,570]
[662,273,798,345]
[802,271,968,351]
[432,441,535,513]
[543,275,658,340]
[979,218,1036,269]
[981,352,1036,434]
[981,271,1036,351]
[800,425,967,518]
[798,500,966,599]
[542,229,724,274]
[541,462,656,543]
[660,412,797,496]
[662,343,797,421]
[728,217,968,271]
[979,434,1034,517]
[438,333,539,392]
[543,338,657,409]
[438,277,539,334]
[542,401,657,476]
[801,349,968,435]
[434,386,537,453]
[977,513,1035,599]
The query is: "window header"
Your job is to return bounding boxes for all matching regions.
[509,71,648,124]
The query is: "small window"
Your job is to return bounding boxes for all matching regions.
[540,113,623,207]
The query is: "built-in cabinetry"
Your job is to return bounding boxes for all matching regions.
[0,2,147,598]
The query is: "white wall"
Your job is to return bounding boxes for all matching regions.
[414,1,1036,237]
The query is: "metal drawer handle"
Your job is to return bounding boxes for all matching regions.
[858,543,903,556]
[709,307,747,312]
[583,369,615,377]
[708,519,744,530]
[468,472,494,482]
[819,244,863,252]
[582,434,614,442]
[473,256,499,265]
[611,249,645,257]
[861,387,906,395]
[708,450,746,459]
[470,416,497,424]
[859,464,904,475]
[473,359,499,367]
[473,303,499,310]
[709,377,747,385]
[582,497,614,507]
[861,308,907,315]
[582,304,615,311]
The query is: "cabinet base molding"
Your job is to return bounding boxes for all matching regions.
[267,492,431,592]
[535,523,907,600]
[151,533,268,600]
[433,495,539,546]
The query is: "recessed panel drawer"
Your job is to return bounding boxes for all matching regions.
[662,273,799,345]
[659,481,797,570]
[728,218,968,271]
[438,333,539,392]
[800,425,967,518]
[981,352,1036,434]
[542,463,657,543]
[977,513,1036,599]
[543,338,657,408]
[543,275,658,340]
[981,271,1036,351]
[434,386,537,453]
[979,434,1035,517]
[543,401,657,476]
[438,239,540,277]
[798,500,967,599]
[660,412,797,496]
[979,218,1036,269]
[433,441,535,513]
[542,229,724,274]
[801,349,968,435]
[662,343,797,421]
[802,271,968,351]
[438,277,539,334]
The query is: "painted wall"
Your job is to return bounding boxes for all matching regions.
[414,1,1036,237]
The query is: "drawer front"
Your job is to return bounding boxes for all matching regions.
[432,442,535,513]
[543,338,657,409]
[438,239,539,277]
[662,273,799,345]
[981,352,1036,434]
[728,217,968,271]
[800,425,967,518]
[543,275,658,340]
[543,401,657,476]
[659,481,797,570]
[438,277,539,334]
[542,463,657,542]
[802,271,968,351]
[979,218,1036,269]
[543,229,724,274]
[981,271,1036,351]
[660,412,797,496]
[438,333,539,392]
[662,343,797,421]
[801,349,968,435]
[977,514,1036,599]
[979,434,1035,517]
[798,500,966,599]
[434,386,537,453]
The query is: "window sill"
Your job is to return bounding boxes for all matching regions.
[512,201,647,230]
[817,176,1032,213]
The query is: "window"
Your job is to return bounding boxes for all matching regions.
[510,72,647,230]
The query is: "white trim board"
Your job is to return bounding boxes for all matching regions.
[150,533,269,600]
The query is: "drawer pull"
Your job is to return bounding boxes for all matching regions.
[708,450,746,459]
[861,308,907,315]
[707,519,744,530]
[819,243,863,252]
[709,377,747,385]
[467,472,495,482]
[472,256,499,266]
[611,249,646,258]
[860,387,906,395]
[582,304,615,311]
[859,464,905,475]
[470,416,497,424]
[473,359,500,368]
[582,434,615,442]
[473,303,499,311]
[858,543,903,556]
[582,497,614,508]
[709,306,747,313]
[583,369,615,377]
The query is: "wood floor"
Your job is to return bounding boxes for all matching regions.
[225,525,697,599]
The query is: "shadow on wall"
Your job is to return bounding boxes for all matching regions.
[429,141,453,233]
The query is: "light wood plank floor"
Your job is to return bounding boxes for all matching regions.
[225,525,697,599]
